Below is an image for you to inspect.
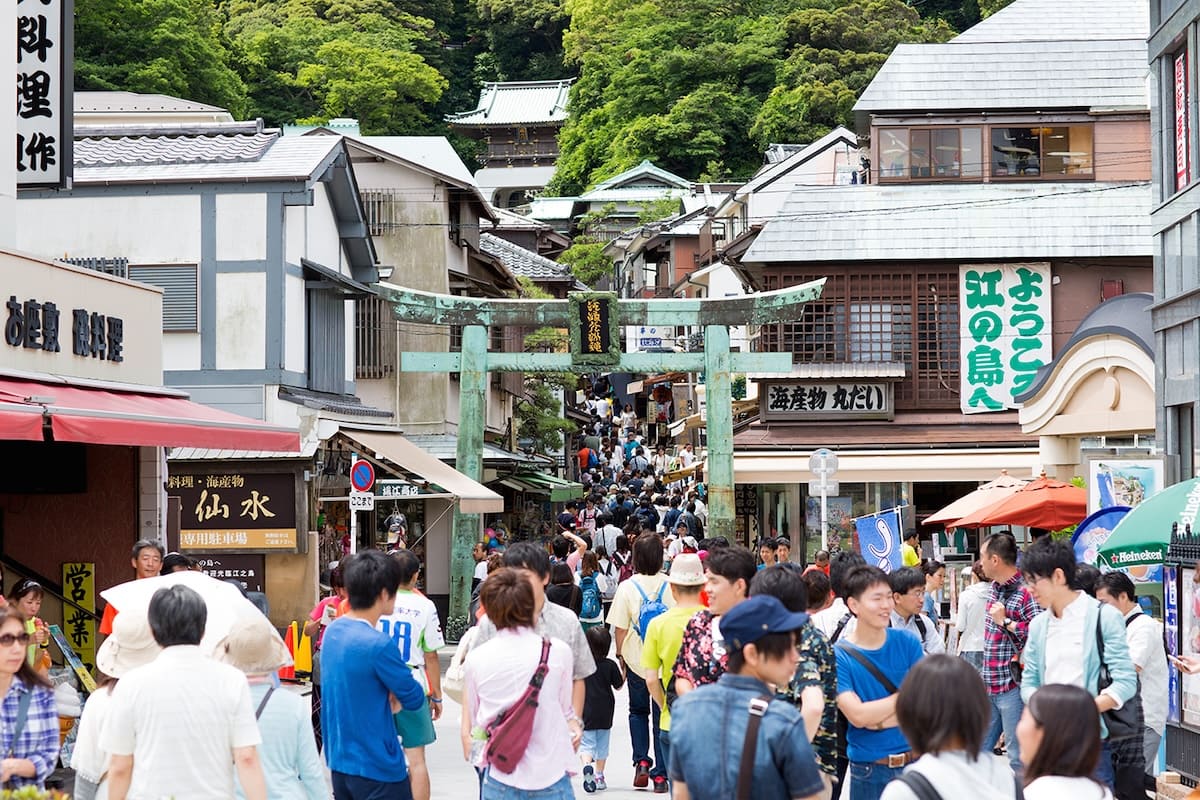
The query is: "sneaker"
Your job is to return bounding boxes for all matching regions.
[582,765,596,794]
[596,774,607,791]
[652,775,668,794]
[633,760,650,788]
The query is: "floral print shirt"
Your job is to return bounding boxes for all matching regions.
[778,621,838,777]
[672,609,726,689]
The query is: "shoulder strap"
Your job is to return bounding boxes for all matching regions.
[830,612,852,644]
[1125,611,1144,629]
[836,642,900,695]
[898,772,943,800]
[633,580,649,602]
[736,694,773,800]
[255,686,276,720]
[914,615,927,638]
[653,583,666,602]
[6,688,32,757]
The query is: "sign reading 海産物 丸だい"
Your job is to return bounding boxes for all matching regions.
[958,263,1052,414]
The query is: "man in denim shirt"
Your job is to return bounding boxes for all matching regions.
[668,595,825,800]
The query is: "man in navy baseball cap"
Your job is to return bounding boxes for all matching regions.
[666,594,824,800]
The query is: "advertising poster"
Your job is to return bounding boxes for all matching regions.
[806,496,852,552]
[1167,565,1180,725]
[1181,568,1200,728]
[1072,506,1131,566]
[1089,458,1164,514]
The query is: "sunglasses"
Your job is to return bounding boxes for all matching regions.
[0,633,31,647]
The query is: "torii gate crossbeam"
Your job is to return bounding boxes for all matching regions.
[384,279,825,625]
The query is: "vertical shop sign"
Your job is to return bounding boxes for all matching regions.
[16,0,73,188]
[61,561,95,675]
[569,292,619,365]
[1177,51,1190,192]
[959,263,1052,414]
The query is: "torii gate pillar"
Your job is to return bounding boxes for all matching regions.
[388,281,825,625]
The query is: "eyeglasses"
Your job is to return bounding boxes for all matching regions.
[0,633,31,647]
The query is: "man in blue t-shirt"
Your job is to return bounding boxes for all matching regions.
[321,550,428,800]
[834,565,923,800]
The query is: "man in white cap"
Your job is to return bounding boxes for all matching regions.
[641,553,707,794]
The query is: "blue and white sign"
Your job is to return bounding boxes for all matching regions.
[856,509,903,572]
[626,325,668,352]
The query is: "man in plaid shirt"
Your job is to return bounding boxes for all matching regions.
[979,531,1039,773]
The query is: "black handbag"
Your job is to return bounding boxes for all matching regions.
[1095,607,1143,741]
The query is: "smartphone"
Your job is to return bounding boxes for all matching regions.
[1169,654,1188,670]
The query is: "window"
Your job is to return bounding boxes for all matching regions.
[761,269,959,410]
[355,296,396,379]
[990,126,1093,178]
[878,127,982,181]
[127,264,199,332]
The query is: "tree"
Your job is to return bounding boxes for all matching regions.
[75,0,249,115]
[514,279,577,454]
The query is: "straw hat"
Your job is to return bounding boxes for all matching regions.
[96,612,163,679]
[213,615,293,674]
[668,553,706,586]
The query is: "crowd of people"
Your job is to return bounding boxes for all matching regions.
[451,526,1169,800]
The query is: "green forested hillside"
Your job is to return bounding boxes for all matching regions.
[74,0,1014,184]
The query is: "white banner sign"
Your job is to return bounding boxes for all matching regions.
[16,0,72,188]
[958,263,1052,414]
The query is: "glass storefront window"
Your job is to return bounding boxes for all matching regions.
[800,481,914,555]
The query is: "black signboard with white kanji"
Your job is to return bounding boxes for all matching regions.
[16,0,74,188]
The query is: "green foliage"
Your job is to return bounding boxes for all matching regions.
[979,0,1015,16]
[636,198,682,224]
[517,378,577,453]
[560,242,612,286]
[551,0,958,191]
[731,375,747,400]
[76,0,250,115]
[220,0,447,132]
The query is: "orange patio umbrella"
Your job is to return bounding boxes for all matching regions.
[924,470,1029,526]
[952,473,1087,531]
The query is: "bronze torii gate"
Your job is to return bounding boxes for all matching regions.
[383,281,825,624]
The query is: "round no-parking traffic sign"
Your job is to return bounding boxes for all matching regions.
[350,459,376,492]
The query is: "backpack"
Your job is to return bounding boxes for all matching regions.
[599,559,618,601]
[615,551,635,583]
[587,448,599,469]
[580,574,602,619]
[633,581,668,639]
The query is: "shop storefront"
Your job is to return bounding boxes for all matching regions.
[0,251,298,667]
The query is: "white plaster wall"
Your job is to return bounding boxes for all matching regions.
[285,206,306,266]
[215,272,267,369]
[747,147,855,222]
[16,195,202,263]
[284,274,306,372]
[162,332,202,371]
[306,185,342,270]
[216,194,267,261]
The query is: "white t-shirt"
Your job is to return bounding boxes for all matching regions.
[955,580,990,654]
[378,589,446,692]
[1125,607,1168,731]
[1024,776,1112,800]
[474,560,489,581]
[101,645,261,800]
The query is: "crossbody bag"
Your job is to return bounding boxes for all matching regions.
[736,693,775,800]
[898,770,1025,800]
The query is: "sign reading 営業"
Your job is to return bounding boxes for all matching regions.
[958,263,1052,414]
[168,472,298,550]
[61,561,95,676]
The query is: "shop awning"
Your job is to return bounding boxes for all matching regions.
[734,448,1040,484]
[0,375,300,451]
[498,473,583,502]
[340,430,504,513]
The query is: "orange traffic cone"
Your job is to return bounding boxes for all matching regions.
[278,622,296,681]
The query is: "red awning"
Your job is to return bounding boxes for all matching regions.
[0,376,300,452]
[0,402,45,441]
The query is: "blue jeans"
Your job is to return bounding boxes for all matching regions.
[626,670,665,775]
[659,730,670,785]
[960,651,983,672]
[848,762,902,800]
[1095,739,1115,788]
[482,773,574,800]
[983,687,1024,774]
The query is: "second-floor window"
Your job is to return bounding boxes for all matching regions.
[878,123,1094,182]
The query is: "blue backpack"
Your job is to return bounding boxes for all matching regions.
[580,574,602,619]
[633,581,668,639]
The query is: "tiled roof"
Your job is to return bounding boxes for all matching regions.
[742,182,1152,263]
[737,126,859,199]
[479,233,573,281]
[71,131,341,184]
[447,80,573,127]
[490,207,554,231]
[75,131,277,167]
[855,39,1147,114]
[351,135,477,188]
[588,160,692,193]
[952,0,1148,42]
[474,165,557,194]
